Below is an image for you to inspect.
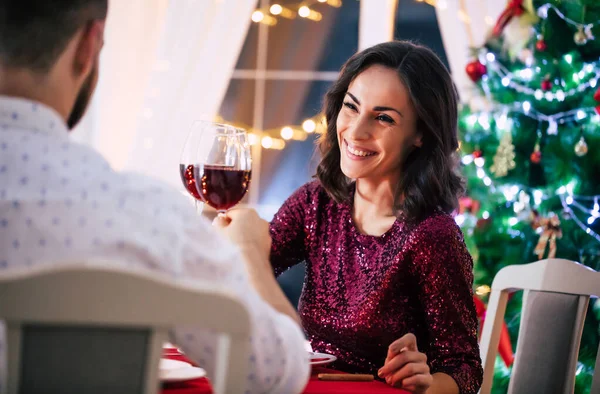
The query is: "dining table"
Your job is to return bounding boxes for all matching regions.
[161,352,409,394]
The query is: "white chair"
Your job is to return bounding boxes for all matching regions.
[0,263,251,394]
[479,258,600,394]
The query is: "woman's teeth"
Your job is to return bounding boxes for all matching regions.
[348,145,375,157]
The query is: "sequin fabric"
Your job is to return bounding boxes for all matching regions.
[270,181,483,394]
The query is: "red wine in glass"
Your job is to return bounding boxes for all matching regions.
[180,122,251,215]
[179,164,202,200]
[195,165,252,212]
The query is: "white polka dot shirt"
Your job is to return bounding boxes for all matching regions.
[0,96,309,394]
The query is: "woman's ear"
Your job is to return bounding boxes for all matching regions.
[413,131,423,148]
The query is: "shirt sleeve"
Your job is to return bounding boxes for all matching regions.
[168,197,310,394]
[269,183,311,276]
[408,216,483,394]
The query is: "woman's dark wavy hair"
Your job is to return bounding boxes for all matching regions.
[316,40,465,223]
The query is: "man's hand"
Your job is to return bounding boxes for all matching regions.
[213,208,271,262]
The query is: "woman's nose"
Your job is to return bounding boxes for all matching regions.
[345,116,371,141]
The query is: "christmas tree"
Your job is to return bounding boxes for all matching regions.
[457,0,600,392]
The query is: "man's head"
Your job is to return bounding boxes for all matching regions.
[0,1,108,129]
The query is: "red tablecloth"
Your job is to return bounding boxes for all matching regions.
[161,353,408,394]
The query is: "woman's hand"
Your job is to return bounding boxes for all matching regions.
[378,333,432,393]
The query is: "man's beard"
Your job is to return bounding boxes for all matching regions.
[67,66,97,130]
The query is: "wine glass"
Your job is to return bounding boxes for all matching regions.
[180,122,211,213]
[180,121,252,217]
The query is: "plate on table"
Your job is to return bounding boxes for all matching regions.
[309,352,337,366]
[159,358,207,383]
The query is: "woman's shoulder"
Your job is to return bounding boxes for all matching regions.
[287,180,335,206]
[406,212,464,246]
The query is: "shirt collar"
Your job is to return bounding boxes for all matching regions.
[0,95,69,139]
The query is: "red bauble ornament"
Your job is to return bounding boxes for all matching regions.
[476,217,491,230]
[535,39,547,51]
[593,87,600,102]
[541,78,552,91]
[473,149,483,158]
[466,60,487,82]
[530,151,542,163]
[596,105,600,115]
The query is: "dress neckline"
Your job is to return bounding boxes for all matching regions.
[342,183,403,243]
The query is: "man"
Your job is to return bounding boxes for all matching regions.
[0,1,309,393]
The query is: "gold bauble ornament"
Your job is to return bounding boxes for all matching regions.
[574,27,588,45]
[575,136,588,157]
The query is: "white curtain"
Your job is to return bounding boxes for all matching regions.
[75,0,258,188]
[125,0,258,186]
[73,0,169,162]
[359,0,398,50]
[435,0,507,101]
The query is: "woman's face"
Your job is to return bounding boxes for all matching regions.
[336,64,422,183]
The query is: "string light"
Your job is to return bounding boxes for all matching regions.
[465,103,599,136]
[560,194,600,243]
[302,119,317,133]
[270,4,295,18]
[261,136,273,149]
[463,150,600,244]
[280,126,294,140]
[253,0,337,25]
[251,10,264,22]
[298,6,322,21]
[298,6,311,17]
[270,4,283,14]
[261,136,287,150]
[215,113,324,151]
[251,10,277,25]
[248,133,259,146]
[325,0,342,7]
[480,50,600,103]
[537,3,600,33]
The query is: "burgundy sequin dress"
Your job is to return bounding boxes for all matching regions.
[270,181,483,394]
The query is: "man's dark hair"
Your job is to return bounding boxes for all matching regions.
[0,1,108,73]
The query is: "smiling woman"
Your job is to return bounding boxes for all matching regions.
[336,65,422,192]
[269,41,483,394]
[318,41,463,224]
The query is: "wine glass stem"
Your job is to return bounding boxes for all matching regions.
[217,211,227,219]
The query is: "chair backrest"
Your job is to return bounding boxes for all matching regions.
[478,259,600,394]
[0,263,251,394]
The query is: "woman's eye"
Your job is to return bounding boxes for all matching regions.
[376,114,394,124]
[343,102,357,111]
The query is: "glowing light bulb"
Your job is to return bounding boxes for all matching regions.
[261,136,273,149]
[280,127,293,140]
[251,10,264,22]
[302,119,316,133]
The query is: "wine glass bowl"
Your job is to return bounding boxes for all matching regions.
[180,122,251,216]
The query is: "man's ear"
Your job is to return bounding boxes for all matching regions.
[73,20,105,77]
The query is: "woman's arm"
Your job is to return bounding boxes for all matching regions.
[269,182,314,276]
[408,214,483,394]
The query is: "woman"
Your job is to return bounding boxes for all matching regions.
[269,41,483,394]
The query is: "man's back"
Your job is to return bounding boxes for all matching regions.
[0,96,310,393]
[0,97,187,271]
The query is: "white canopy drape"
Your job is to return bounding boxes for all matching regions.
[75,0,258,187]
